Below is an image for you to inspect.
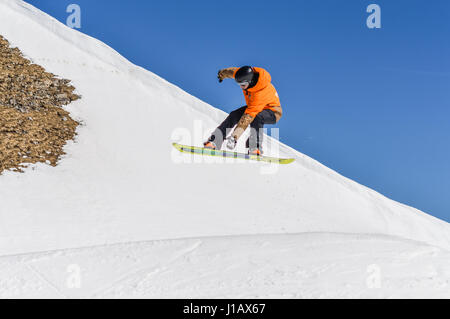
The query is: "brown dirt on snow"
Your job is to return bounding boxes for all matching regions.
[0,35,80,173]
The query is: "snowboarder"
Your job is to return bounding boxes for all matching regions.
[203,66,282,155]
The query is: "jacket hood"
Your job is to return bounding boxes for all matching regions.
[247,67,271,92]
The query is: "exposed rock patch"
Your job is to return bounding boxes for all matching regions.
[0,35,80,173]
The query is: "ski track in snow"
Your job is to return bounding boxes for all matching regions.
[0,232,449,298]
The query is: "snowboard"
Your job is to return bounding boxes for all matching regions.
[172,143,295,164]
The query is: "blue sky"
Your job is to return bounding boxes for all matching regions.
[25,0,449,222]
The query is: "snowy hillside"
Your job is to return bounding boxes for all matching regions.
[0,0,448,298]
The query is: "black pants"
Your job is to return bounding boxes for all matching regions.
[209,106,277,150]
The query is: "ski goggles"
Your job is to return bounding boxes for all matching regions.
[237,81,250,87]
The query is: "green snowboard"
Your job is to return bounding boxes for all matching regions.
[172,143,295,165]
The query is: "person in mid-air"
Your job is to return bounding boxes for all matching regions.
[204,66,282,155]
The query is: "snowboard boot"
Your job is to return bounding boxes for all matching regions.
[203,141,217,150]
[248,148,262,156]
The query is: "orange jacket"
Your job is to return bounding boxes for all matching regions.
[233,67,281,118]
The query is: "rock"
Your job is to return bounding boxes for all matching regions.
[0,35,80,174]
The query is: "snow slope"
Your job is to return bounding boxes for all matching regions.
[1,233,449,298]
[0,0,448,298]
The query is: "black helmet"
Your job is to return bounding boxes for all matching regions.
[235,66,255,84]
